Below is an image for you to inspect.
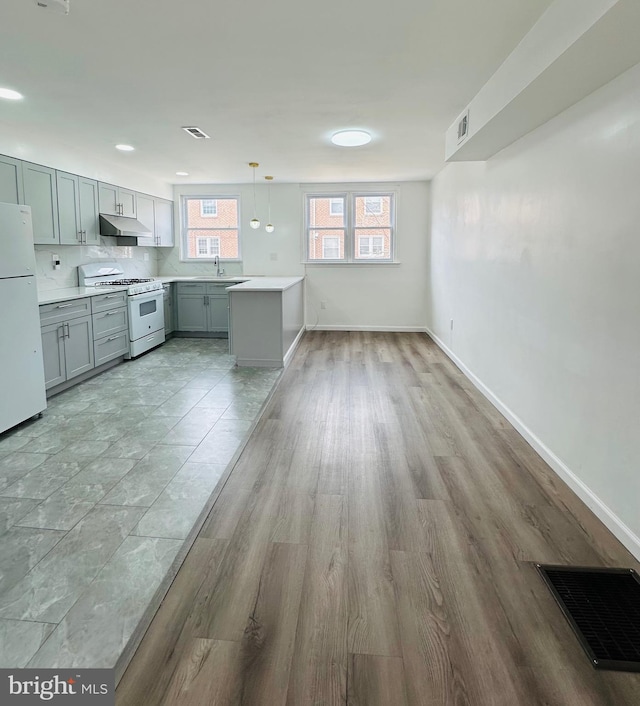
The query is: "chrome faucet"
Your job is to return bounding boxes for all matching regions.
[214,255,224,277]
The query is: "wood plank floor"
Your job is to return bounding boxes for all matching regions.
[116,331,640,706]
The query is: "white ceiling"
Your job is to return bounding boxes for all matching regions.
[0,0,553,185]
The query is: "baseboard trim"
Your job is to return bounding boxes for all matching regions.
[307,324,429,332]
[425,327,640,562]
[283,326,306,368]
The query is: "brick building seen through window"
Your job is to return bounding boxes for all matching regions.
[307,194,394,261]
[182,197,239,259]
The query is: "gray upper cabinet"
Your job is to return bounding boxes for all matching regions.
[98,183,137,218]
[22,162,59,245]
[78,177,100,245]
[98,183,118,215]
[56,171,82,245]
[154,198,174,247]
[57,172,100,246]
[135,193,155,246]
[0,155,23,205]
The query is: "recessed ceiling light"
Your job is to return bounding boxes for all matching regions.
[175,171,189,176]
[331,129,372,147]
[115,144,135,152]
[0,87,23,101]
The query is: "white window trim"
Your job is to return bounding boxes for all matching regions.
[304,191,396,263]
[200,199,218,217]
[180,195,242,262]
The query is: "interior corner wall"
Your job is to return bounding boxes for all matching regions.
[305,181,430,331]
[428,62,640,557]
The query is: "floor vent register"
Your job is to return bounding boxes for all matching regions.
[537,565,640,672]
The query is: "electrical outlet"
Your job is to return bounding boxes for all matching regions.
[143,252,150,262]
[320,301,327,310]
[270,252,278,261]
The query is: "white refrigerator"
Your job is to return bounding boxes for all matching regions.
[0,202,47,434]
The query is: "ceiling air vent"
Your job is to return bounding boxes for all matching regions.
[182,126,211,139]
[457,110,470,144]
[34,0,70,13]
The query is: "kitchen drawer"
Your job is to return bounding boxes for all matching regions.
[176,282,206,295]
[206,284,229,295]
[92,306,128,339]
[91,290,128,313]
[39,298,91,326]
[94,330,129,366]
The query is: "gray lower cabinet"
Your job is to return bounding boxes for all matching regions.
[176,283,229,335]
[22,162,59,245]
[163,284,174,335]
[41,315,94,390]
[39,293,129,392]
[91,292,129,366]
[0,155,23,204]
[56,172,100,246]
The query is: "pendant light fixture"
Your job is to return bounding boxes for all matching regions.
[249,162,260,229]
[264,176,274,233]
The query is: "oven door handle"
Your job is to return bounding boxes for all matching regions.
[129,290,163,304]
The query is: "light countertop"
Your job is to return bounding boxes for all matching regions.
[38,276,304,304]
[38,285,129,305]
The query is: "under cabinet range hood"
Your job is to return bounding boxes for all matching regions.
[99,214,152,238]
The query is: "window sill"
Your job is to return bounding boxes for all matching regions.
[303,261,401,266]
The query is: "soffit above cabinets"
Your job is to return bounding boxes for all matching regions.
[446,0,640,162]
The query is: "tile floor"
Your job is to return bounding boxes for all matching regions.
[0,338,280,669]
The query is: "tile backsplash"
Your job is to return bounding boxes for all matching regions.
[35,244,159,291]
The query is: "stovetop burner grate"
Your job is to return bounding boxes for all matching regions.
[95,279,154,286]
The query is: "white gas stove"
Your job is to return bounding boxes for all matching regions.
[78,263,163,295]
[78,262,165,357]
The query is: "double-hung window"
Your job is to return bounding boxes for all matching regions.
[306,192,395,262]
[181,196,240,261]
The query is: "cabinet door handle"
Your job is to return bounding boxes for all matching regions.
[78,230,83,242]
[56,303,75,309]
[82,229,87,243]
[106,335,121,342]
[65,322,70,338]
[58,325,65,340]
[104,294,118,299]
[104,311,117,316]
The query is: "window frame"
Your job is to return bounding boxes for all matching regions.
[304,190,396,264]
[180,194,242,262]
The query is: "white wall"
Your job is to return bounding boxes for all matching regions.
[35,244,158,291]
[428,62,640,557]
[163,181,429,331]
[0,124,172,199]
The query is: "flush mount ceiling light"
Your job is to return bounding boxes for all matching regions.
[331,129,372,147]
[249,162,260,229]
[115,144,135,152]
[264,176,274,233]
[182,126,210,139]
[0,87,23,101]
[175,171,189,176]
